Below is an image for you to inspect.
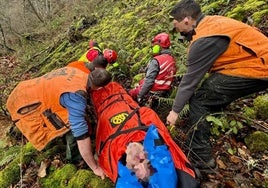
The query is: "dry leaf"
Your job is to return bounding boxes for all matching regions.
[51,159,62,168]
[224,180,237,188]
[238,148,247,159]
[37,161,48,178]
[262,154,268,160]
[216,158,227,169]
[253,171,264,181]
[230,155,241,164]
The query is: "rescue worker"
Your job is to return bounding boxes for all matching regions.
[129,32,177,105]
[68,54,110,74]
[66,54,114,164]
[166,0,268,171]
[73,39,118,74]
[90,78,199,187]
[6,67,112,180]
[78,40,103,63]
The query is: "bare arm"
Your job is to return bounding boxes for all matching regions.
[77,137,105,179]
[60,92,105,179]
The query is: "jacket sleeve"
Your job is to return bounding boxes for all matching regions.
[60,92,89,138]
[138,59,160,98]
[172,36,229,113]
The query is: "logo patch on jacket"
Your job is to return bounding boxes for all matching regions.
[110,111,129,127]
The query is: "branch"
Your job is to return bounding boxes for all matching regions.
[26,0,45,23]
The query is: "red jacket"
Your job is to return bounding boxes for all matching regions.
[152,54,177,91]
[67,61,92,74]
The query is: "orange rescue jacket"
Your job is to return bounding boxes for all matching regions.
[191,15,268,79]
[67,60,92,74]
[91,82,195,182]
[6,67,89,150]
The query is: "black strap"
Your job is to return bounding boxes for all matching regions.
[98,92,130,114]
[43,109,67,130]
[99,108,147,153]
[99,98,125,115]
[154,138,164,146]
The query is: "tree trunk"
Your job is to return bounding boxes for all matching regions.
[25,0,45,23]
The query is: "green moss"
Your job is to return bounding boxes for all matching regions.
[0,159,21,187]
[88,175,114,188]
[0,145,20,164]
[242,106,256,120]
[67,169,92,188]
[243,0,267,11]
[131,73,144,87]
[252,9,268,24]
[253,94,268,120]
[42,167,114,188]
[202,2,221,14]
[0,143,36,187]
[36,144,65,164]
[226,0,268,24]
[226,5,246,21]
[41,164,77,188]
[244,131,268,152]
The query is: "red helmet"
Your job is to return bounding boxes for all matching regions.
[152,32,171,48]
[103,49,117,64]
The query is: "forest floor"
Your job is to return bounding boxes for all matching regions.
[169,97,268,188]
[0,95,267,188]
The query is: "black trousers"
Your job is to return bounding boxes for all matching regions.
[186,73,268,162]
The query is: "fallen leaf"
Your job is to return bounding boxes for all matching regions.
[224,180,237,188]
[201,181,221,188]
[253,171,264,181]
[216,158,227,169]
[230,155,241,164]
[51,159,62,168]
[37,161,48,178]
[238,148,247,159]
[262,154,268,160]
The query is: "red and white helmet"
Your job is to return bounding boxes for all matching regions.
[103,49,117,64]
[152,32,171,48]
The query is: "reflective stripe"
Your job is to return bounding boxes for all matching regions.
[154,80,172,85]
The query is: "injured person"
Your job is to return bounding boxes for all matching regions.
[89,69,199,188]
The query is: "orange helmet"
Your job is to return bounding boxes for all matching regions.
[103,49,117,64]
[152,32,171,48]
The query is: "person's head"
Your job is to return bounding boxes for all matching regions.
[88,68,112,90]
[151,32,171,55]
[103,49,117,64]
[92,54,109,68]
[88,39,99,49]
[170,0,201,35]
